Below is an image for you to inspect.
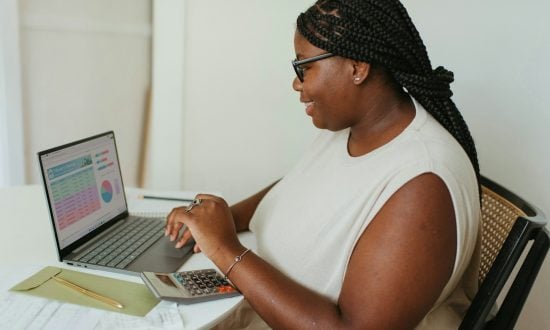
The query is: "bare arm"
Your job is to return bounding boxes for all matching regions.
[167,173,456,328]
[230,180,279,232]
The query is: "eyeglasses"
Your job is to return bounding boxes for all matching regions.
[292,52,335,82]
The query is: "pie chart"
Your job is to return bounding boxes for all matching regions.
[101,180,113,203]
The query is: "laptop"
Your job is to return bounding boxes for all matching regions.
[38,131,193,275]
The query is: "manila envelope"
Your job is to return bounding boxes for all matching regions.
[10,266,159,316]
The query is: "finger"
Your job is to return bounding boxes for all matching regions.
[193,243,201,253]
[175,227,193,248]
[164,207,179,236]
[170,222,184,242]
[196,193,224,203]
[195,195,230,212]
[175,228,192,248]
[166,208,189,240]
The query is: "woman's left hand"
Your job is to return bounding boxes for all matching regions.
[165,194,243,260]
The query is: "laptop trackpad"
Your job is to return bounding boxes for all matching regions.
[156,236,194,258]
[127,237,194,273]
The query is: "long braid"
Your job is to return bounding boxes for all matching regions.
[297,0,480,185]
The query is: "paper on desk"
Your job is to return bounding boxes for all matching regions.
[0,292,184,330]
[10,266,159,316]
[127,197,182,216]
[0,292,102,330]
[96,301,184,330]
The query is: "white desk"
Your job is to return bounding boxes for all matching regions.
[0,185,255,329]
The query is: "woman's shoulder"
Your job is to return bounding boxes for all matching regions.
[394,101,473,173]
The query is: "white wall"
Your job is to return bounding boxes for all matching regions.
[0,0,25,187]
[143,0,184,190]
[179,0,316,204]
[20,0,152,187]
[176,0,549,328]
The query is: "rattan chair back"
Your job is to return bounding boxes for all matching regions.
[479,185,527,283]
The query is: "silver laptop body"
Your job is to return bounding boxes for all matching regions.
[38,131,192,275]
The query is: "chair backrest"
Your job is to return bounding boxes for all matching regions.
[460,176,549,330]
[479,184,527,283]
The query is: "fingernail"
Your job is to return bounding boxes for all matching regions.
[175,242,182,248]
[170,235,175,242]
[164,229,169,236]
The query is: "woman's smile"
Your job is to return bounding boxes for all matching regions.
[304,101,314,116]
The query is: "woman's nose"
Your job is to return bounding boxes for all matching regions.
[292,76,302,92]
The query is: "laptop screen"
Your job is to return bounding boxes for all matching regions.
[39,132,128,249]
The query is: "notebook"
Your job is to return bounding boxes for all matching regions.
[38,131,193,275]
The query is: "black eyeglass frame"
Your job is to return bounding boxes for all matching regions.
[292,52,335,82]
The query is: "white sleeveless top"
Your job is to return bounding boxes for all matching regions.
[249,98,481,328]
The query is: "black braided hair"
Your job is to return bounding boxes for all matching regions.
[297,0,480,185]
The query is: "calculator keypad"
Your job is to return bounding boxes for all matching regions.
[173,269,236,296]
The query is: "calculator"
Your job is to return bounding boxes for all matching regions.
[140,269,241,304]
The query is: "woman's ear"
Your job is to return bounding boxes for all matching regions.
[351,61,370,85]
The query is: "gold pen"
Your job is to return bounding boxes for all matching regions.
[52,276,124,309]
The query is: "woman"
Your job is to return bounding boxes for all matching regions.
[166,0,481,328]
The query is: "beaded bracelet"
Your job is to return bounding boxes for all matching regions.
[224,248,251,280]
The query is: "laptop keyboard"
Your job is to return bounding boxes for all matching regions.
[73,217,165,269]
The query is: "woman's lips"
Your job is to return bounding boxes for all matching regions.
[304,101,314,116]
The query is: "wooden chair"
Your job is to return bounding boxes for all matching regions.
[460,176,549,330]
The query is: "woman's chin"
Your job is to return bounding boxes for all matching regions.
[310,116,325,129]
